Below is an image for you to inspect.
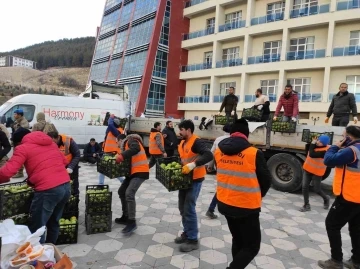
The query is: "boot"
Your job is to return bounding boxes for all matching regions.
[179,239,199,252]
[174,233,187,244]
[318,259,344,269]
[115,215,128,225]
[206,210,218,219]
[344,258,360,269]
[121,220,137,234]
[299,204,311,212]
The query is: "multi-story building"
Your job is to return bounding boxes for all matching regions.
[0,55,36,69]
[180,0,360,124]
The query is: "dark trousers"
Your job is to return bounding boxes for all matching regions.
[326,197,360,263]
[70,165,79,195]
[165,149,175,157]
[84,156,97,164]
[302,170,328,205]
[149,154,163,169]
[261,114,270,122]
[208,192,217,212]
[226,213,261,269]
[29,183,71,244]
[118,177,145,220]
[226,112,237,123]
[332,115,349,127]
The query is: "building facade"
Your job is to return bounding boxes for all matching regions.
[88,0,189,117]
[180,0,360,124]
[0,56,36,69]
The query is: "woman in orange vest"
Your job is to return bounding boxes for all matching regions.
[318,126,360,269]
[300,135,331,212]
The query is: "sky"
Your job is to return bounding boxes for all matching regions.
[0,0,105,52]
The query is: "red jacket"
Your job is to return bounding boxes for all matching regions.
[0,131,70,191]
[275,92,299,117]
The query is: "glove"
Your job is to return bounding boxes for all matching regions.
[257,105,263,110]
[217,112,221,116]
[273,116,277,121]
[182,162,196,174]
[325,117,329,124]
[66,168,73,174]
[116,154,124,163]
[354,117,358,124]
[231,111,235,116]
[291,117,297,122]
[163,152,167,157]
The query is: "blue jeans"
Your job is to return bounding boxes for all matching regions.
[29,183,71,244]
[98,173,124,184]
[208,192,218,212]
[178,180,203,240]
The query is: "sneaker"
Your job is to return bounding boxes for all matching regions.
[206,210,218,219]
[121,220,137,234]
[115,215,128,225]
[12,173,24,178]
[299,204,311,212]
[344,258,360,269]
[174,233,187,244]
[318,259,344,269]
[324,196,331,210]
[179,239,199,252]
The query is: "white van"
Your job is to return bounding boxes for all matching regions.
[0,94,131,146]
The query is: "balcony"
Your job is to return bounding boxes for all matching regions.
[329,93,360,102]
[298,93,322,102]
[289,4,330,18]
[181,62,212,72]
[337,0,360,10]
[286,49,326,60]
[244,95,277,103]
[185,0,208,8]
[251,12,284,26]
[179,95,210,103]
[248,54,280,65]
[183,27,215,40]
[215,58,242,68]
[333,46,360,57]
[219,20,246,32]
[213,95,240,103]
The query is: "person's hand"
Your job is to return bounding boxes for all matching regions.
[354,117,358,124]
[163,134,167,138]
[110,114,115,119]
[217,112,221,116]
[116,154,124,164]
[257,105,263,110]
[291,117,297,122]
[335,138,346,148]
[325,117,329,124]
[66,168,73,174]
[93,153,97,157]
[207,166,213,173]
[182,162,196,174]
[163,152,167,158]
[231,111,235,116]
[273,116,277,121]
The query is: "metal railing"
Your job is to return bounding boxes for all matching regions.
[248,54,280,65]
[251,12,284,26]
[178,95,210,103]
[215,58,242,68]
[213,95,240,103]
[337,0,360,10]
[181,62,212,72]
[185,0,208,8]
[286,49,326,60]
[333,46,360,57]
[244,95,277,103]
[218,20,246,32]
[290,4,330,18]
[183,27,215,40]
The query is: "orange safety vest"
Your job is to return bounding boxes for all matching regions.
[60,134,73,163]
[333,144,360,203]
[303,146,330,176]
[178,135,206,180]
[149,132,164,155]
[215,146,261,209]
[103,127,124,154]
[125,140,149,175]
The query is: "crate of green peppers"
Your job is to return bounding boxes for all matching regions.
[301,129,334,144]
[85,211,112,235]
[97,153,131,179]
[0,182,34,219]
[214,115,234,125]
[56,214,78,245]
[63,195,79,214]
[156,157,193,192]
[85,185,112,213]
[271,116,297,133]
[241,108,263,121]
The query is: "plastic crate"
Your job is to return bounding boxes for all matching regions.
[85,212,112,235]
[85,185,112,213]
[56,217,78,245]
[97,154,131,179]
[61,210,79,220]
[301,129,334,144]
[0,182,34,219]
[116,117,128,129]
[63,195,79,214]
[214,115,234,125]
[155,157,193,192]
[271,116,297,133]
[241,108,263,121]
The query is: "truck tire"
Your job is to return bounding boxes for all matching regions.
[267,153,303,193]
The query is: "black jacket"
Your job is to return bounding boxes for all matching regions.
[216,136,272,218]
[0,131,11,160]
[83,142,101,157]
[327,91,358,117]
[57,136,80,170]
[162,127,178,150]
[220,94,238,113]
[308,143,327,158]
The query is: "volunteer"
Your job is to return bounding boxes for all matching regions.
[149,122,167,168]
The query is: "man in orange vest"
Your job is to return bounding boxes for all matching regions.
[48,131,80,195]
[149,122,167,168]
[214,119,271,269]
[318,126,360,269]
[175,120,213,252]
[115,134,149,235]
[300,135,331,212]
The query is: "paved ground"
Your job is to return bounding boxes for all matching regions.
[9,164,352,269]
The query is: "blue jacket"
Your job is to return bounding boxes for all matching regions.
[324,140,360,169]
[105,118,121,140]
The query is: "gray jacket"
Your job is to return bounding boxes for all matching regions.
[327,91,358,117]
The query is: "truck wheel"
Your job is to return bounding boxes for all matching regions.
[267,153,303,193]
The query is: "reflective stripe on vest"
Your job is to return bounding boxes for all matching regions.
[333,144,360,203]
[178,135,206,180]
[215,146,261,209]
[104,127,123,154]
[303,146,330,176]
[149,132,164,155]
[125,140,149,175]
[60,134,72,163]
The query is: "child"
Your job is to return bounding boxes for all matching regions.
[300,135,331,212]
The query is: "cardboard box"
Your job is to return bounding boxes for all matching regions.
[44,244,73,269]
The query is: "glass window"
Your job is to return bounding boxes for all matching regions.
[133,0,159,21]
[222,47,240,60]
[267,1,285,14]
[113,30,128,54]
[120,50,148,78]
[287,78,311,95]
[290,36,315,52]
[225,11,242,24]
[105,0,121,11]
[146,83,166,112]
[263,41,282,55]
[107,58,122,81]
[100,9,121,35]
[152,50,168,79]
[293,0,318,9]
[127,82,142,109]
[201,84,210,96]
[350,31,360,46]
[206,18,215,29]
[3,104,35,125]
[347,75,360,94]
[204,51,213,64]
[127,19,155,49]
[89,61,109,82]
[219,82,236,95]
[260,80,278,96]
[120,1,135,26]
[94,35,115,59]
[160,1,171,46]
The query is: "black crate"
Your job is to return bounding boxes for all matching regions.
[0,182,34,219]
[97,154,131,179]
[214,115,234,125]
[85,185,112,213]
[56,217,78,245]
[241,108,263,121]
[63,195,79,214]
[116,117,128,129]
[155,157,193,192]
[301,129,334,144]
[271,116,297,133]
[62,210,79,220]
[85,212,112,235]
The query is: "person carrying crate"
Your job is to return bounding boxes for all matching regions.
[300,135,331,212]
[149,122,167,168]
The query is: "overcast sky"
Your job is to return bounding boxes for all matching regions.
[0,0,105,52]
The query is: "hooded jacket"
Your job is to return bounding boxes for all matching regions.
[216,133,272,217]
[0,131,70,190]
[162,126,178,150]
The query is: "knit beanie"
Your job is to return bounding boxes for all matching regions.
[318,135,330,146]
[36,112,46,122]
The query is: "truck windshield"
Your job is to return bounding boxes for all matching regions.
[0,102,11,113]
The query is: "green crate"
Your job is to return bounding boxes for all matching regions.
[85,212,112,235]
[214,115,234,125]
[85,185,112,213]
[97,154,131,179]
[301,129,334,144]
[271,116,297,133]
[241,108,263,121]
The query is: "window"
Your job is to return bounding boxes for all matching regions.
[350,31,360,46]
[293,0,318,10]
[287,78,311,95]
[204,51,213,64]
[220,82,236,96]
[267,1,285,14]
[3,105,35,126]
[153,50,168,79]
[263,41,282,55]
[290,36,315,52]
[146,83,165,112]
[222,47,240,60]
[225,11,242,24]
[201,84,210,96]
[260,80,278,96]
[347,76,360,94]
[206,18,215,29]
[127,19,156,50]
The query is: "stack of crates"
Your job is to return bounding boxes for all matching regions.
[85,185,112,235]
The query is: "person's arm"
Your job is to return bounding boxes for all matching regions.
[255,150,272,197]
[120,139,141,159]
[155,133,165,153]
[232,96,238,112]
[308,143,327,158]
[162,129,172,147]
[275,97,282,116]
[95,143,102,153]
[67,140,81,169]
[292,94,299,117]
[108,119,120,137]
[219,96,227,113]
[324,146,356,167]
[349,94,358,116]
[0,146,26,182]
[0,132,11,159]
[191,139,213,166]
[83,144,91,157]
[326,97,335,118]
